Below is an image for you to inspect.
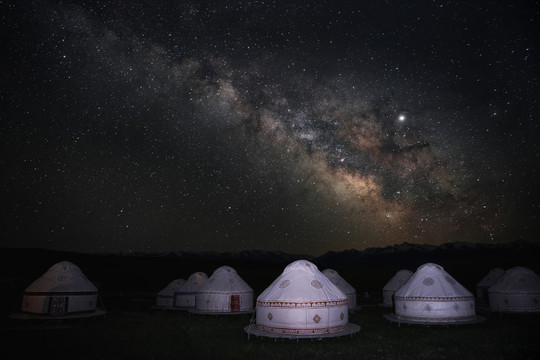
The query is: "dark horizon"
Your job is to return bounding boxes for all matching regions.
[2,237,538,259]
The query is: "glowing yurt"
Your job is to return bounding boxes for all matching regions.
[194,266,253,314]
[476,268,504,305]
[388,263,481,324]
[174,272,208,309]
[20,261,103,317]
[322,269,357,310]
[155,279,186,308]
[382,269,413,308]
[248,260,360,338]
[488,267,540,313]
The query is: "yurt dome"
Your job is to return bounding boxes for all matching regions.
[476,268,504,304]
[174,272,208,309]
[22,261,98,316]
[382,269,413,308]
[392,263,477,324]
[488,267,540,313]
[195,266,253,313]
[156,279,186,308]
[322,269,357,310]
[255,260,349,335]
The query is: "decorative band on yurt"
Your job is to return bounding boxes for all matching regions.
[256,299,348,308]
[255,324,347,335]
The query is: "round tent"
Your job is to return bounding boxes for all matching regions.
[193,266,253,314]
[488,267,540,313]
[20,261,104,318]
[382,269,413,308]
[247,260,360,338]
[174,272,208,309]
[322,268,358,310]
[476,268,504,305]
[386,263,482,325]
[155,279,186,309]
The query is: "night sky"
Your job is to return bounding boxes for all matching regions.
[2,1,539,255]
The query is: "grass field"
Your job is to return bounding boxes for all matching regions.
[2,247,539,360]
[3,298,539,360]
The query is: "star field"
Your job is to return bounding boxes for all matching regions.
[2,1,539,255]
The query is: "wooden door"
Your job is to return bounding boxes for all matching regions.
[230,294,240,312]
[49,296,67,316]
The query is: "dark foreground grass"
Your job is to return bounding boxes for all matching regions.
[3,305,539,360]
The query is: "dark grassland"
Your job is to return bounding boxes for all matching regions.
[1,245,539,359]
[2,300,539,360]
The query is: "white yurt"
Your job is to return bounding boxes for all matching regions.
[194,266,253,314]
[388,263,481,324]
[476,268,504,305]
[382,269,413,308]
[155,279,186,309]
[322,268,357,310]
[174,272,208,309]
[20,261,103,317]
[248,260,360,338]
[488,266,540,313]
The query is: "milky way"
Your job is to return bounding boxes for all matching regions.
[2,1,539,254]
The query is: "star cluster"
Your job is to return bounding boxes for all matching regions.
[2,1,539,255]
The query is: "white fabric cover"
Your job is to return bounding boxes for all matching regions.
[195,266,253,313]
[156,279,186,308]
[488,267,540,313]
[322,269,357,309]
[476,268,504,302]
[382,269,413,307]
[22,261,98,315]
[256,260,348,335]
[393,263,476,323]
[174,272,208,309]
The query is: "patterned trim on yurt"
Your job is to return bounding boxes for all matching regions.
[394,296,473,302]
[256,299,348,308]
[256,324,347,334]
[395,314,477,322]
[489,291,540,295]
[198,291,252,295]
[21,306,99,316]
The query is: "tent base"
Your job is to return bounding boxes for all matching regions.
[482,308,540,314]
[189,308,254,315]
[151,305,189,311]
[383,313,485,326]
[10,309,107,321]
[244,323,360,340]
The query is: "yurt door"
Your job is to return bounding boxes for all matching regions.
[230,294,240,312]
[49,296,68,316]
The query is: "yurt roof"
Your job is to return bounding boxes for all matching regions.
[257,260,346,303]
[181,272,208,292]
[489,267,540,293]
[25,261,97,293]
[476,268,505,288]
[158,279,186,296]
[322,269,355,294]
[383,269,413,291]
[394,263,472,299]
[198,266,252,293]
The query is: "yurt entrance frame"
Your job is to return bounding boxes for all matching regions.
[49,296,68,316]
[230,294,240,312]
